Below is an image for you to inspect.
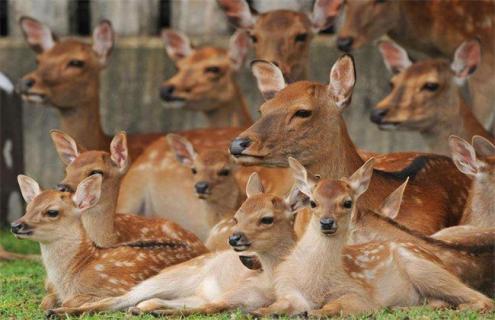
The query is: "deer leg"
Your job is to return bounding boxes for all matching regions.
[309,293,378,317]
[130,296,205,314]
[40,280,59,310]
[0,245,39,261]
[148,301,230,316]
[252,293,309,317]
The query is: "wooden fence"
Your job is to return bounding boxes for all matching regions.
[0,0,427,224]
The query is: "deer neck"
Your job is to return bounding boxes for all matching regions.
[81,181,120,247]
[58,78,110,150]
[462,178,495,226]
[257,229,296,277]
[204,82,252,128]
[203,186,243,228]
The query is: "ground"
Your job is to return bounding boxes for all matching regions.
[1,229,494,320]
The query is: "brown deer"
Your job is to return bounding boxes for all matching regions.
[12,174,202,309]
[167,133,244,250]
[371,39,493,156]
[160,29,252,127]
[46,173,298,316]
[217,0,340,82]
[336,0,495,129]
[230,55,470,235]
[253,159,493,317]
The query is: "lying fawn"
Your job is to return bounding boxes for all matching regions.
[230,55,469,234]
[253,158,493,316]
[51,130,207,253]
[371,39,492,156]
[160,29,252,127]
[167,133,244,250]
[218,0,340,82]
[337,0,495,127]
[47,173,298,316]
[12,174,201,309]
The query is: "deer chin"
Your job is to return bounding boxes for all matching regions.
[378,123,400,130]
[232,154,266,166]
[21,92,48,105]
[161,99,187,109]
[12,229,34,239]
[231,243,251,252]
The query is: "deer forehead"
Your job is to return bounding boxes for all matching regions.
[180,47,229,65]
[40,40,94,60]
[402,60,450,83]
[26,191,71,216]
[260,82,323,113]
[69,151,109,169]
[255,10,311,33]
[195,150,231,168]
[314,180,351,202]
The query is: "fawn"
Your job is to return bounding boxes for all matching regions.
[230,54,470,235]
[371,39,492,156]
[12,174,202,309]
[167,133,244,250]
[46,173,298,316]
[336,0,495,128]
[253,158,493,316]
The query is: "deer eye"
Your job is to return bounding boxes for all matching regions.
[89,170,104,177]
[310,200,317,208]
[294,110,312,118]
[422,82,439,92]
[205,66,221,74]
[249,34,258,43]
[68,60,85,68]
[260,217,274,225]
[191,168,197,174]
[294,33,308,43]
[218,169,230,176]
[343,200,353,209]
[46,210,59,218]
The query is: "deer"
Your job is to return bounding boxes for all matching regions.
[253,158,494,317]
[12,174,203,309]
[229,54,470,235]
[336,0,495,131]
[370,39,493,156]
[217,0,341,83]
[46,173,299,316]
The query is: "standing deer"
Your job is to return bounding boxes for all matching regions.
[253,159,493,316]
[12,174,202,309]
[336,0,495,129]
[370,39,492,156]
[229,55,470,235]
[46,173,298,316]
[217,0,340,82]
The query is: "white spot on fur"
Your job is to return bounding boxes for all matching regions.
[95,264,105,271]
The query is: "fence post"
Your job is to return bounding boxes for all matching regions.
[171,0,229,37]
[252,0,312,12]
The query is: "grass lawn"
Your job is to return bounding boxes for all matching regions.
[1,229,494,320]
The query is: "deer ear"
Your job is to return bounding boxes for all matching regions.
[17,175,41,203]
[92,20,114,65]
[251,60,287,100]
[229,30,250,70]
[472,135,495,158]
[284,184,310,213]
[378,40,412,74]
[348,158,375,198]
[73,175,102,211]
[161,29,192,62]
[288,157,317,199]
[451,39,480,83]
[246,172,264,197]
[449,135,479,177]
[110,131,129,171]
[310,0,342,32]
[217,0,256,29]
[379,178,408,220]
[328,54,356,110]
[166,134,196,166]
[19,16,57,53]
[50,130,80,165]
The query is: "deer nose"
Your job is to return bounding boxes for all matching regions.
[18,78,35,93]
[370,108,389,124]
[159,84,175,101]
[11,221,26,234]
[228,232,244,246]
[194,181,209,194]
[337,37,354,52]
[320,217,335,230]
[229,137,251,156]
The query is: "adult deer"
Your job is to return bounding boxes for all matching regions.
[230,55,470,235]
[46,173,298,316]
[217,0,340,82]
[12,174,202,309]
[254,159,493,316]
[336,0,495,128]
[370,39,493,156]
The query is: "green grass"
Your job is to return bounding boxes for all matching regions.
[1,229,494,319]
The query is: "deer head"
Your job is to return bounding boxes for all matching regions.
[218,0,340,81]
[228,172,299,254]
[51,130,128,193]
[229,54,356,167]
[371,40,481,131]
[17,17,114,108]
[336,0,401,52]
[159,29,249,110]
[449,135,495,180]
[12,174,102,243]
